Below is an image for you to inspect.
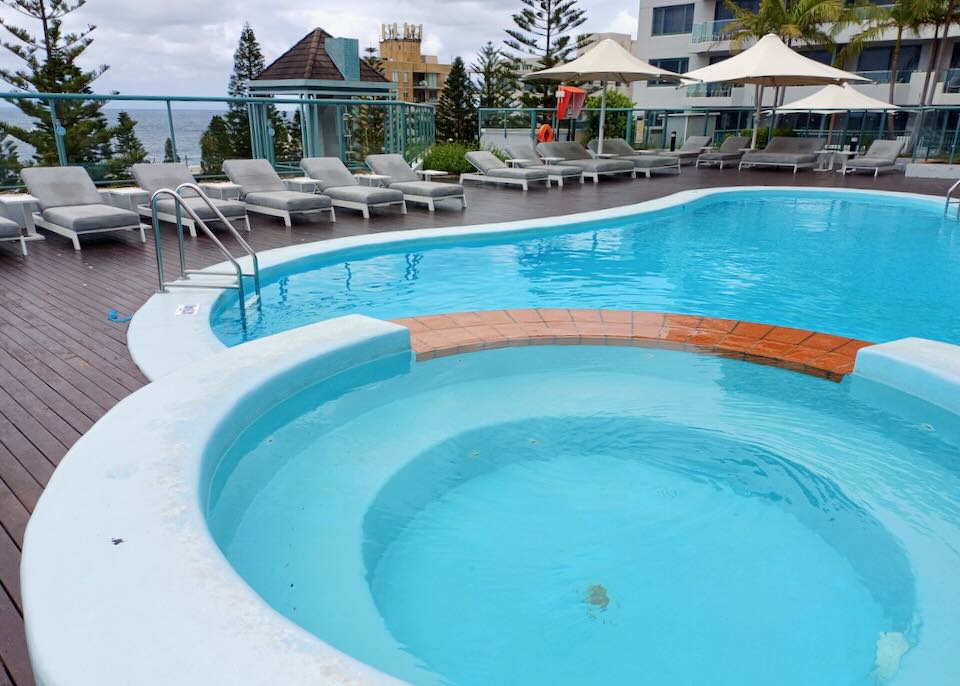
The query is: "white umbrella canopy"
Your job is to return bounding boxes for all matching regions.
[777,83,899,112]
[682,34,872,148]
[525,38,692,154]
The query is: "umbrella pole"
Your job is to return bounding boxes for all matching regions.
[597,80,608,156]
[751,83,764,149]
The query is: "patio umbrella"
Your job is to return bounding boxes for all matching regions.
[524,39,692,154]
[682,34,871,149]
[776,83,900,146]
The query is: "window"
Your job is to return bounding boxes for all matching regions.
[714,0,759,21]
[652,4,694,35]
[857,44,920,82]
[798,48,833,66]
[648,57,689,85]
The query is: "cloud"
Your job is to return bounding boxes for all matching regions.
[0,0,635,98]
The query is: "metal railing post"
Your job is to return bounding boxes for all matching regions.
[48,101,68,166]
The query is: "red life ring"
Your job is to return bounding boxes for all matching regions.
[536,123,554,143]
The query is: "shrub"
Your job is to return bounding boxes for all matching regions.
[422,142,507,173]
[740,127,795,149]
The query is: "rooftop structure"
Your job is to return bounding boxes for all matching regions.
[378,22,451,103]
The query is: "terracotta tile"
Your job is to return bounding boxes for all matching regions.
[579,336,608,346]
[475,310,516,324]
[747,339,794,358]
[811,352,856,375]
[801,332,851,352]
[492,323,529,339]
[391,317,427,332]
[461,324,504,341]
[663,314,702,329]
[574,322,611,336]
[569,308,602,322]
[687,329,726,347]
[698,317,738,334]
[507,337,531,347]
[509,309,543,323]
[631,322,662,340]
[632,312,665,328]
[436,328,482,346]
[780,345,829,365]
[415,350,436,361]
[528,336,557,345]
[833,339,873,356]
[602,323,633,338]
[445,311,485,327]
[457,341,487,354]
[522,322,561,337]
[538,308,573,322]
[414,331,454,349]
[763,326,813,345]
[599,310,632,324]
[661,326,695,343]
[731,321,774,339]
[717,334,757,353]
[555,335,584,345]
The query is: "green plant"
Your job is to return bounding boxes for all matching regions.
[421,142,507,173]
[436,57,479,144]
[581,91,635,143]
[740,127,796,149]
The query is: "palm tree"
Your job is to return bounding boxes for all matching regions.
[841,0,933,133]
[724,0,855,108]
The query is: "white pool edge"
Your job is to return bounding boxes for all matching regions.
[127,185,949,381]
[22,315,414,686]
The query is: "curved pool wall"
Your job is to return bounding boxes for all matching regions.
[21,316,413,686]
[128,186,954,382]
[23,316,960,685]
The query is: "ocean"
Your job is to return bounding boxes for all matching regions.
[0,107,227,166]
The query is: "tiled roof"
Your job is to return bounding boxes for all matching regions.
[254,28,388,83]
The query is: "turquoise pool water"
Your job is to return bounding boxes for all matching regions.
[206,347,960,686]
[211,190,960,346]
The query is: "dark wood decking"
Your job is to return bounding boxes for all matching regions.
[0,168,952,685]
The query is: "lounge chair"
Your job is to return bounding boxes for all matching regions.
[299,157,404,218]
[0,208,26,255]
[132,163,249,237]
[504,142,584,186]
[644,135,712,165]
[20,167,143,251]
[461,150,551,191]
[223,159,335,227]
[739,137,826,173]
[841,140,905,177]
[587,138,681,177]
[366,154,466,211]
[536,141,636,183]
[696,136,751,169]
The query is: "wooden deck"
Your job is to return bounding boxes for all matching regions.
[0,168,953,685]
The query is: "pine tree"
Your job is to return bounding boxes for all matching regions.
[0,133,21,185]
[435,57,478,144]
[200,115,231,175]
[363,46,384,73]
[107,111,147,178]
[472,42,518,109]
[505,0,588,108]
[224,22,266,159]
[0,0,114,166]
[163,137,179,163]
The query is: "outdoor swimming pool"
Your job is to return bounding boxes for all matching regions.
[211,190,960,347]
[207,346,960,686]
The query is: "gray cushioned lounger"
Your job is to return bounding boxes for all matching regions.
[366,154,466,211]
[536,141,635,183]
[739,137,826,173]
[504,143,584,186]
[696,136,750,169]
[223,159,334,226]
[461,150,550,190]
[300,157,405,218]
[587,138,681,178]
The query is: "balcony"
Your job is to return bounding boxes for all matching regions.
[691,20,735,44]
[854,69,914,84]
[944,68,960,93]
[686,83,733,97]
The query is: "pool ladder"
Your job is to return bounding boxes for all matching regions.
[149,183,261,309]
[945,179,960,219]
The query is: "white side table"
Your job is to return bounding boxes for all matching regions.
[285,177,320,193]
[833,150,859,174]
[416,169,447,179]
[354,173,391,187]
[102,187,149,211]
[199,182,242,200]
[0,193,42,238]
[505,158,531,168]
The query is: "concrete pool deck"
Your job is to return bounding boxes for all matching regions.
[2,169,958,685]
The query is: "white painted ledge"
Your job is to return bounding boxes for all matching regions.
[128,187,944,382]
[854,338,960,415]
[22,315,412,686]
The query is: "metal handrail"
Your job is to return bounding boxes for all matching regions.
[945,178,960,218]
[149,186,260,307]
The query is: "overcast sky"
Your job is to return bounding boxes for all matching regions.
[0,0,638,101]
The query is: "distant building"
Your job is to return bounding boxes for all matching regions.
[378,23,452,103]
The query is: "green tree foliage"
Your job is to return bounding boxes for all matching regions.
[472,41,518,109]
[200,114,231,175]
[436,57,478,144]
[363,46,384,73]
[344,100,386,165]
[0,134,22,185]
[107,111,147,178]
[224,22,265,159]
[163,136,179,163]
[505,0,588,108]
[582,90,634,143]
[0,0,113,166]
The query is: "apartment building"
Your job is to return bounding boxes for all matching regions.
[632,0,960,109]
[379,23,452,104]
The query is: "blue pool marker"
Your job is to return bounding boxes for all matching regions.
[107,309,133,323]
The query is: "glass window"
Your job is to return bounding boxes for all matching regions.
[857,46,892,72]
[652,4,695,35]
[798,48,833,66]
[648,57,689,85]
[714,0,760,21]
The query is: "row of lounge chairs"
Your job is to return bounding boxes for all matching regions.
[693,135,905,175]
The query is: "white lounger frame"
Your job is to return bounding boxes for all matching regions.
[330,197,406,219]
[241,203,335,228]
[0,232,27,255]
[695,156,741,170]
[458,171,551,191]
[399,192,467,212]
[631,159,681,178]
[578,167,637,184]
[136,206,250,237]
[34,212,144,251]
[738,159,819,174]
[547,171,584,187]
[841,160,899,177]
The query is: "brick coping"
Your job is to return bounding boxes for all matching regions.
[391,309,873,381]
